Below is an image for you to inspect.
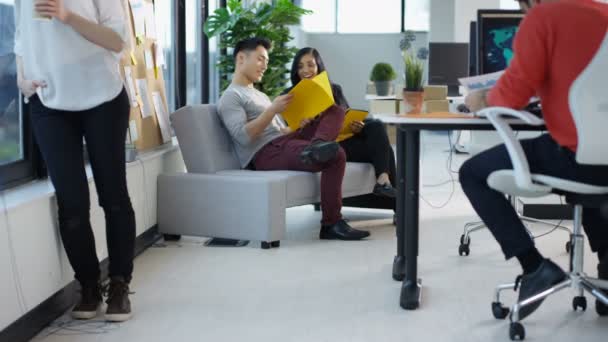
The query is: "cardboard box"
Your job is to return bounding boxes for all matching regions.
[423,85,448,101]
[369,99,399,114]
[424,100,450,113]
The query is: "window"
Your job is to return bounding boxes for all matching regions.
[155,0,177,111]
[186,0,202,105]
[1,0,40,190]
[300,0,336,33]
[337,0,401,33]
[500,0,521,10]
[300,0,429,33]
[404,0,429,32]
[0,0,20,166]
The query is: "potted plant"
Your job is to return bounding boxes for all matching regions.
[203,0,311,97]
[400,31,427,114]
[403,53,425,114]
[370,62,396,96]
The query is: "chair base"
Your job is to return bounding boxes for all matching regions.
[492,217,608,340]
[459,216,571,256]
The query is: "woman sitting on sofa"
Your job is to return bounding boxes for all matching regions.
[281,47,397,198]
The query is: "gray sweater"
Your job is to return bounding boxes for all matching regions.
[217,84,284,168]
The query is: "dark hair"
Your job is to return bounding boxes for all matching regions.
[233,37,272,59]
[289,47,326,86]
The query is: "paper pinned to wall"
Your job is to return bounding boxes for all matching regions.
[135,79,154,118]
[144,49,154,70]
[123,66,139,107]
[154,42,165,68]
[151,92,172,143]
[129,120,139,142]
[144,1,157,39]
[153,1,167,68]
[129,0,146,40]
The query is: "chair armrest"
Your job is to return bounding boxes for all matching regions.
[476,107,550,193]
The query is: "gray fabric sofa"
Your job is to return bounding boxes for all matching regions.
[157,104,381,247]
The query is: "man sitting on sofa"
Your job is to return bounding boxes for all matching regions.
[217,37,370,241]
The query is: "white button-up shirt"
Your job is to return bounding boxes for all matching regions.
[14,0,127,111]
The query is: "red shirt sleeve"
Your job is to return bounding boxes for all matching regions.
[487,7,551,109]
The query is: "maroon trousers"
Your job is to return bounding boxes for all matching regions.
[253,105,346,226]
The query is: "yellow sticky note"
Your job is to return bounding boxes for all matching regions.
[337,109,369,142]
[154,67,159,79]
[130,52,138,65]
[281,71,335,130]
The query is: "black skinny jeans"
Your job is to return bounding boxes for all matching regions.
[339,119,396,184]
[459,134,608,260]
[30,89,135,285]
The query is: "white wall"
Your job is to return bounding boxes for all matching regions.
[304,32,428,110]
[0,145,185,331]
[429,0,501,43]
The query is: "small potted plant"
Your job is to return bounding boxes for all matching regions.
[403,53,425,114]
[370,62,396,96]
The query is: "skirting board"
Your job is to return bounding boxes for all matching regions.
[0,225,161,342]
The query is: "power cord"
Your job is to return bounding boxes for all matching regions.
[418,131,459,209]
[531,196,567,240]
[1,189,28,314]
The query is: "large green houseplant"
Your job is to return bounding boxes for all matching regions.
[203,0,311,97]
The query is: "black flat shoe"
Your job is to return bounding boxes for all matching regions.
[373,183,396,198]
[300,141,339,165]
[515,259,566,320]
[320,219,370,240]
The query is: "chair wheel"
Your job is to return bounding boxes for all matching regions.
[509,322,526,340]
[565,241,572,253]
[270,241,280,248]
[261,241,271,249]
[459,234,470,245]
[492,302,510,319]
[458,244,470,256]
[163,234,182,241]
[596,299,608,316]
[573,296,587,311]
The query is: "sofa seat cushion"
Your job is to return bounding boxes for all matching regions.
[217,162,376,207]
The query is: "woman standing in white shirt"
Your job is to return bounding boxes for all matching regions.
[15,0,135,322]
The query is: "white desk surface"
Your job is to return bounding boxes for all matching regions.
[372,113,530,126]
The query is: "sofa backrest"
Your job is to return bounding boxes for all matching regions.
[171,104,241,174]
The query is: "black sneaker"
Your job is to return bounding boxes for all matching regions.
[596,259,608,316]
[104,277,133,322]
[299,141,339,165]
[320,219,370,240]
[71,281,102,320]
[514,259,566,320]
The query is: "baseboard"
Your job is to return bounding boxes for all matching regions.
[0,225,161,342]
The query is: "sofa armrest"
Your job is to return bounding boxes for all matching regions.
[157,173,287,241]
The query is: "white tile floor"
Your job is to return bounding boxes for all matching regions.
[33,132,608,342]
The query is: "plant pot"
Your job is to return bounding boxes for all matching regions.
[375,81,391,96]
[402,89,424,114]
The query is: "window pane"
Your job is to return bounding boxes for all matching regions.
[404,0,430,31]
[337,0,401,33]
[300,0,336,33]
[155,0,177,111]
[186,0,202,105]
[0,0,23,166]
[208,0,220,102]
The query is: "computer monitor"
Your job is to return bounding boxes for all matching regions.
[428,42,470,96]
[477,10,524,75]
[469,21,478,76]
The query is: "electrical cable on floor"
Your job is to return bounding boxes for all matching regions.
[417,132,458,209]
[531,196,567,240]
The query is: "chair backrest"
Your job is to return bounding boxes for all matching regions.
[170,104,241,174]
[569,29,608,165]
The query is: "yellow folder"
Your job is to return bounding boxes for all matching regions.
[336,109,369,142]
[281,71,335,130]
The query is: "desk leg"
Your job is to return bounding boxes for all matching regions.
[400,129,422,310]
[392,125,406,281]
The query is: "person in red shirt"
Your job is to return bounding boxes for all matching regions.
[460,0,608,319]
